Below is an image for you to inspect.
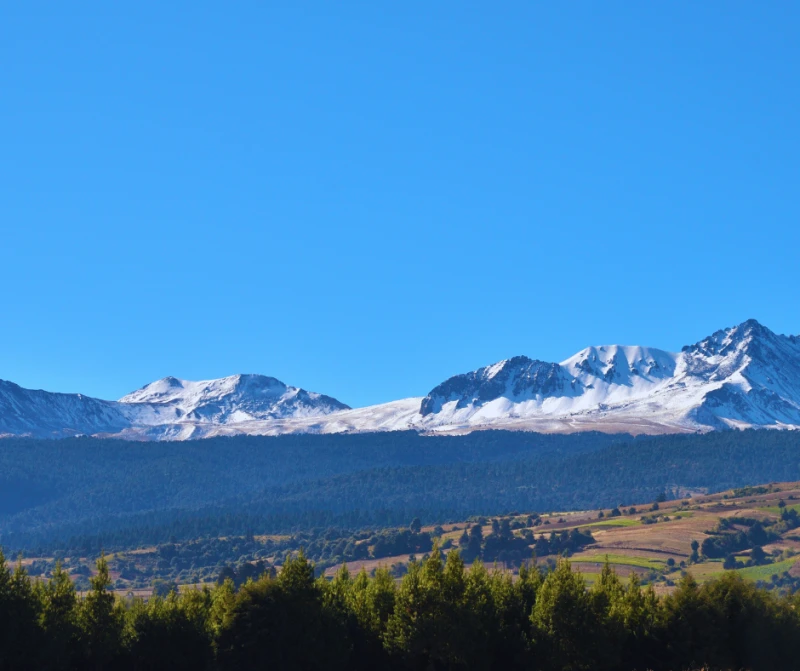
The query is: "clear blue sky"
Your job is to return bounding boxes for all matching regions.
[2,2,798,407]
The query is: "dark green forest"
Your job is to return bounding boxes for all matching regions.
[3,544,800,671]
[2,429,800,553]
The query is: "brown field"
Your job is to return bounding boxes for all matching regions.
[325,481,800,590]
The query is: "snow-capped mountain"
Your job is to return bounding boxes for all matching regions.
[0,374,349,439]
[1,320,799,439]
[118,374,348,432]
[680,320,800,429]
[409,319,800,434]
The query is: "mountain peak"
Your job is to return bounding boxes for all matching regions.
[120,376,187,403]
[227,373,286,390]
[120,374,287,403]
[730,318,772,341]
[420,356,568,417]
[682,319,775,355]
[113,373,349,433]
[739,317,765,329]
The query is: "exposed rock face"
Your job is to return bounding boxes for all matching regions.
[420,357,570,416]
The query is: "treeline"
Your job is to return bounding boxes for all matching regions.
[218,519,596,586]
[701,507,800,562]
[456,518,594,565]
[3,546,800,671]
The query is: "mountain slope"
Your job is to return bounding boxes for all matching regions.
[0,380,127,438]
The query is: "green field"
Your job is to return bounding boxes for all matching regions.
[736,556,800,581]
[583,518,641,529]
[760,503,800,515]
[551,517,642,533]
[572,553,665,569]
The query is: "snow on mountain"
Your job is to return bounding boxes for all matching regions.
[1,320,799,440]
[0,380,127,438]
[679,319,800,429]
[134,397,426,440]
[410,319,800,434]
[118,374,349,426]
[416,346,679,430]
[419,357,572,417]
[0,374,349,439]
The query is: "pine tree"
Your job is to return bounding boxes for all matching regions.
[531,559,595,671]
[463,523,483,562]
[36,562,79,670]
[127,589,213,671]
[77,555,125,670]
[217,550,350,671]
[588,561,626,669]
[384,545,447,666]
[0,552,43,671]
[342,567,393,669]
[488,566,533,668]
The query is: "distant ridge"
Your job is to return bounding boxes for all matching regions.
[0,374,348,440]
[1,319,799,440]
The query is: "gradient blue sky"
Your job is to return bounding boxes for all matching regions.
[2,2,798,407]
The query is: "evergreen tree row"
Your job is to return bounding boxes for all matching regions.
[2,545,799,671]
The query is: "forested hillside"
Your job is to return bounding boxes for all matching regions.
[1,430,799,552]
